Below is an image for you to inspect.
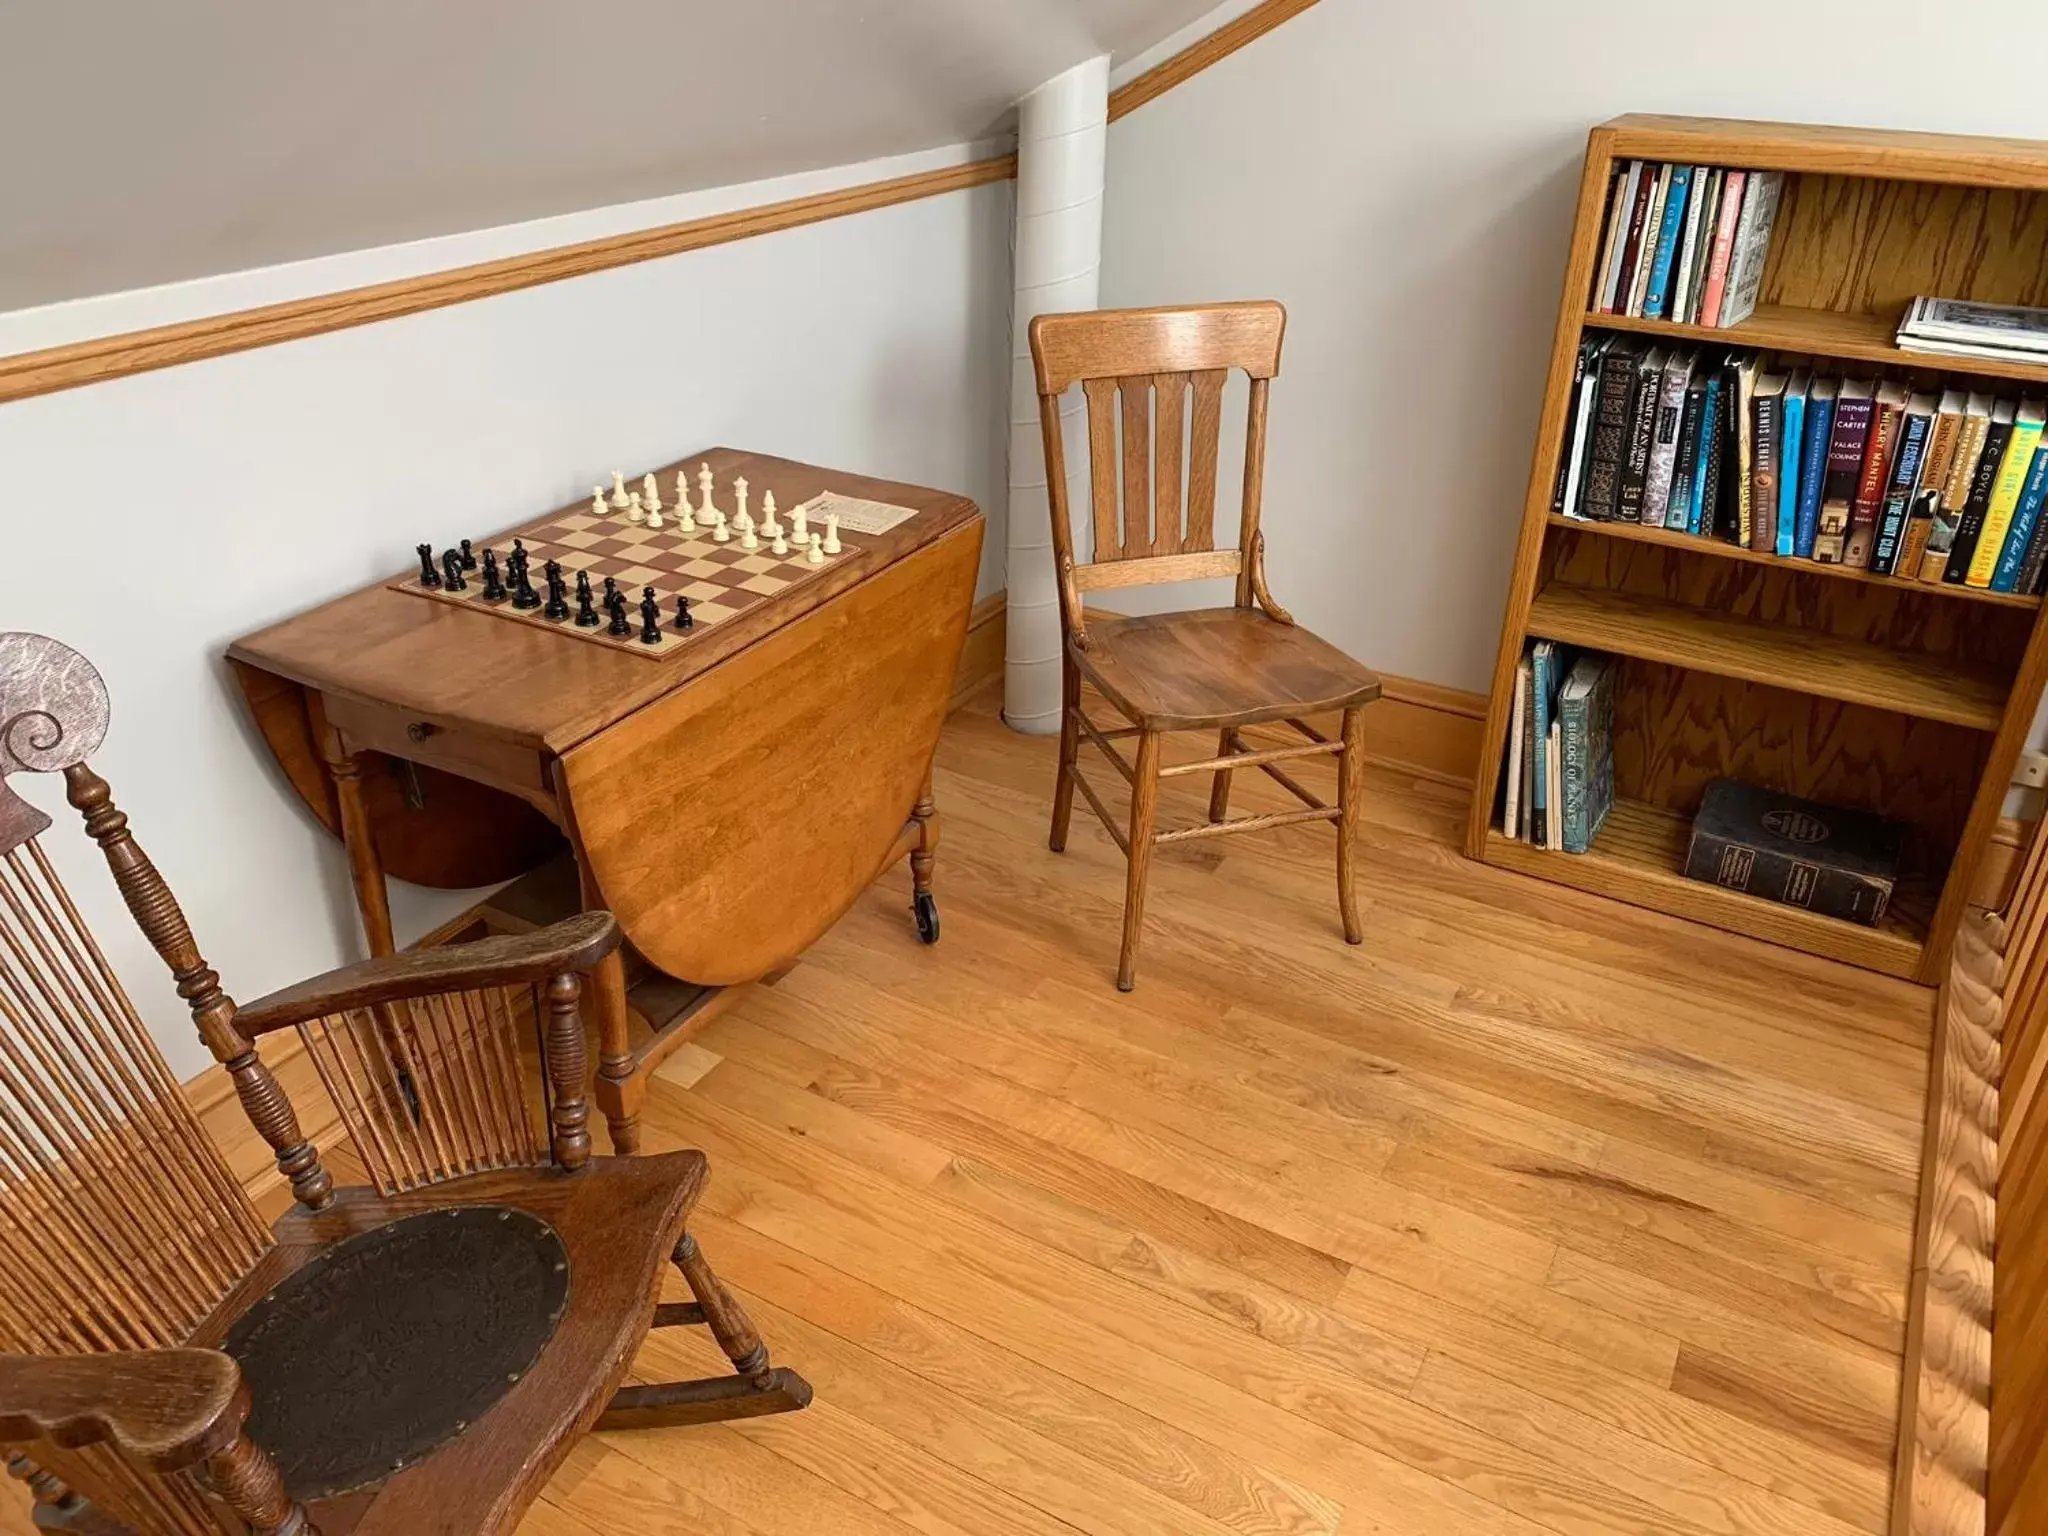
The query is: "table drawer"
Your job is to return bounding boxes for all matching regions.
[321,693,552,800]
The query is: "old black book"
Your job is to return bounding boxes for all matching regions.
[1614,345,1668,523]
[1682,780,1905,927]
[1578,339,1642,521]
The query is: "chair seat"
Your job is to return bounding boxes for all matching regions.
[1075,607,1382,731]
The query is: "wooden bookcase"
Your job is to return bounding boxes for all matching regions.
[1467,115,2048,984]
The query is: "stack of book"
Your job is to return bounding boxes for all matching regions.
[1553,336,2048,593]
[1590,161,1785,328]
[1897,297,2048,365]
[1499,643,1616,852]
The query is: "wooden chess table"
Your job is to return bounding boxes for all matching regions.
[228,447,983,1152]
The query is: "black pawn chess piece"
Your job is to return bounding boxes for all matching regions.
[606,591,632,638]
[416,543,441,588]
[672,594,694,632]
[511,558,541,610]
[638,587,662,646]
[574,571,599,627]
[440,548,467,591]
[459,538,477,571]
[480,548,506,601]
[542,560,569,622]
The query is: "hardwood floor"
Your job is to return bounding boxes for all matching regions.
[4,690,1934,1534]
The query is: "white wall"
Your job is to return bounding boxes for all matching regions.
[1098,0,2048,696]
[1,170,1011,1080]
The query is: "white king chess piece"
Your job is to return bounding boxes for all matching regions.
[697,462,716,521]
[733,476,751,534]
[822,512,841,555]
[674,470,696,531]
[642,473,662,514]
[610,470,630,509]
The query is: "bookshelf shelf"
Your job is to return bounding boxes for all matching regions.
[1583,303,2048,388]
[1544,513,2044,610]
[1469,115,2048,983]
[1482,798,1927,979]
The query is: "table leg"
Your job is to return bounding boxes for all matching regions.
[910,765,940,944]
[320,726,395,958]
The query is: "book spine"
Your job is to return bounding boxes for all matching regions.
[1693,379,1724,536]
[1668,381,1705,530]
[1530,646,1550,848]
[1871,412,1932,576]
[1615,170,1658,318]
[1845,399,1902,570]
[1586,666,1615,843]
[1946,420,2015,583]
[1730,365,1753,546]
[1717,173,1782,329]
[1579,349,1639,521]
[1682,835,1892,925]
[1992,445,2048,592]
[1615,358,1661,523]
[1642,362,1690,525]
[1519,662,1536,840]
[1560,689,1588,853]
[1776,392,1804,557]
[1749,391,1781,553]
[1551,342,1594,515]
[1670,167,1708,321]
[1591,164,1632,313]
[1968,421,2046,587]
[1698,171,1746,327]
[1642,167,1692,320]
[1815,396,1872,564]
[1794,396,1833,559]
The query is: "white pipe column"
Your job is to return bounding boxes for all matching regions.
[1004,54,1108,734]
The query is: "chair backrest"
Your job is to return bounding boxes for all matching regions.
[1028,300,1287,638]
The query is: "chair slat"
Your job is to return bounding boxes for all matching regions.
[1120,377,1153,557]
[1185,369,1226,551]
[1152,373,1188,556]
[1083,378,1121,562]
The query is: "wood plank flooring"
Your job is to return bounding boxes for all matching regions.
[2,691,1935,1534]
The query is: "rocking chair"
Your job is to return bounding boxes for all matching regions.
[0,633,808,1535]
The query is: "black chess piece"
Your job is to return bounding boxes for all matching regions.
[480,548,506,601]
[638,587,662,645]
[511,558,541,610]
[542,560,569,621]
[606,591,632,637]
[416,543,441,588]
[508,539,529,584]
[601,575,618,607]
[440,548,467,591]
[673,594,694,632]
[459,538,477,571]
[574,571,600,627]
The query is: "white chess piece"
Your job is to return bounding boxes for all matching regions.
[625,490,645,526]
[610,471,630,509]
[642,473,662,513]
[806,532,825,565]
[710,509,730,543]
[740,520,760,552]
[674,471,696,531]
[822,513,841,555]
[697,463,715,519]
[591,487,607,517]
[734,476,750,532]
[771,529,789,556]
[760,491,781,540]
[790,503,808,545]
[645,497,665,531]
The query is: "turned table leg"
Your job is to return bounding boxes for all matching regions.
[319,725,395,959]
[910,765,940,945]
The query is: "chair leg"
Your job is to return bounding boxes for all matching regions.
[199,1433,313,1536]
[1049,655,1080,853]
[1337,706,1365,945]
[1206,727,1238,824]
[1117,731,1163,992]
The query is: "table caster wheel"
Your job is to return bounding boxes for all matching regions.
[914,892,940,945]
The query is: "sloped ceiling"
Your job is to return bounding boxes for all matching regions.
[0,0,1218,313]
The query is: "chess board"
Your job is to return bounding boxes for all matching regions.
[391,497,880,658]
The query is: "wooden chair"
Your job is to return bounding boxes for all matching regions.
[0,633,808,1535]
[1029,301,1383,989]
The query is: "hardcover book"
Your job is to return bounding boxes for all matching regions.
[1945,400,2018,583]
[1530,641,1558,848]
[1776,370,1809,558]
[1553,335,1609,518]
[1749,372,1786,553]
[1502,656,1530,838]
[1870,392,1936,577]
[1642,166,1693,320]
[1642,349,1694,526]
[1668,364,1708,530]
[1793,377,1837,559]
[1717,172,1785,328]
[1845,381,1908,569]
[1669,165,1712,323]
[1578,340,1642,521]
[1627,166,1671,318]
[1965,398,2048,587]
[1992,445,2048,593]
[1615,346,1668,523]
[1899,390,1966,581]
[1683,781,1905,927]
[1683,170,1724,324]
[1558,655,1616,854]
[1591,162,1635,313]
[1724,352,1759,544]
[1923,394,1994,584]
[1693,374,1725,536]
[1697,170,1747,328]
[1814,380,1875,564]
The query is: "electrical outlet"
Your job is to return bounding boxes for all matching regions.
[2017,751,2048,790]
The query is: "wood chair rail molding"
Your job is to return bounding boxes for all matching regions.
[0,0,1324,408]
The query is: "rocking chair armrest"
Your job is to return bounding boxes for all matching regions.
[235,911,623,1037]
[0,1350,250,1472]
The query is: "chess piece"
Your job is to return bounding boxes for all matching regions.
[591,486,607,517]
[602,576,619,608]
[823,513,841,555]
[416,543,441,587]
[740,521,759,552]
[441,549,467,591]
[734,476,750,531]
[710,510,730,543]
[511,558,541,610]
[626,491,645,527]
[642,473,662,513]
[607,591,632,637]
[790,502,808,545]
[610,470,630,509]
[542,560,570,621]
[771,529,789,556]
[645,497,665,531]
[676,495,696,533]
[509,540,530,583]
[761,491,781,540]
[697,463,715,519]
[638,587,662,646]
[574,571,600,627]
[806,532,825,565]
[673,594,694,631]
[481,548,506,601]
[459,538,477,571]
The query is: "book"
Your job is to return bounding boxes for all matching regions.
[1965,399,2048,586]
[1545,724,1562,851]
[1870,391,1936,577]
[1717,171,1785,328]
[1669,166,1712,324]
[1944,399,2018,583]
[1776,370,1809,558]
[1724,352,1759,544]
[1577,340,1642,521]
[1685,170,1725,324]
[2017,463,2048,595]
[1667,362,1708,530]
[1626,165,1671,318]
[1793,377,1837,559]
[1845,381,1908,569]
[1692,373,1725,536]
[1899,389,1966,581]
[1923,394,1994,584]
[1814,379,1875,563]
[1519,659,1536,840]
[1552,335,1609,517]
[1642,166,1693,320]
[1992,445,2048,593]
[1503,656,1530,837]
[1557,655,1615,854]
[1615,346,1668,524]
[1682,780,1904,927]
[1748,372,1786,553]
[1697,170,1747,327]
[1594,162,1643,313]
[1641,349,1693,526]
[1899,296,2048,355]
[1530,641,1557,848]
[1612,166,1658,319]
